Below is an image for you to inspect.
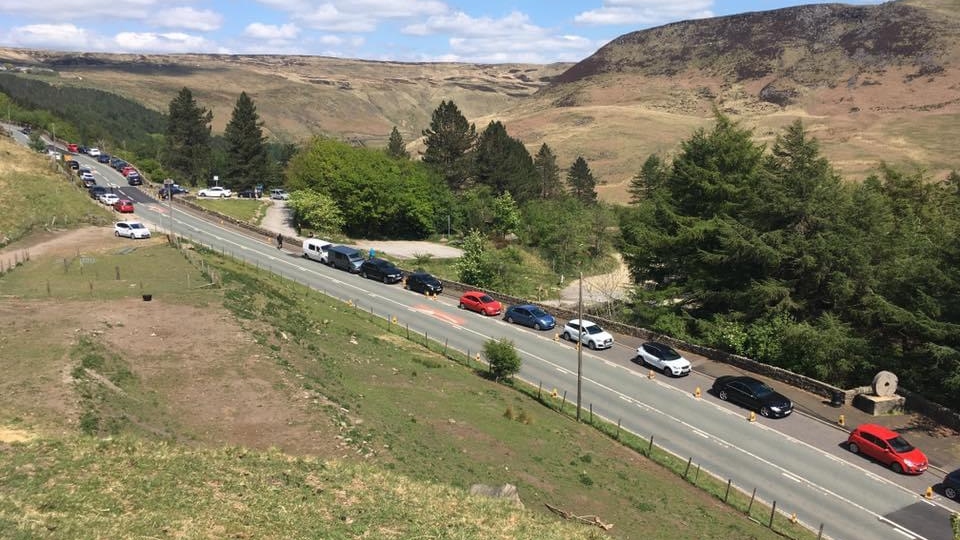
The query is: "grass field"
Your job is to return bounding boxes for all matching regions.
[190,197,271,225]
[0,237,812,539]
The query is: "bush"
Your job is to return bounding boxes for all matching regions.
[484,338,521,381]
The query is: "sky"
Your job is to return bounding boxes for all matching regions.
[0,0,882,64]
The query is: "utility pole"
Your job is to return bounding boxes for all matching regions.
[576,270,583,421]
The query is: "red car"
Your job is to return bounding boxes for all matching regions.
[458,291,502,316]
[67,143,78,152]
[846,423,928,474]
[113,199,135,213]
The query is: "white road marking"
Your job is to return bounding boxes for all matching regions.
[782,472,803,483]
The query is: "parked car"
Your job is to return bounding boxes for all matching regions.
[67,160,79,170]
[941,468,960,500]
[504,304,555,331]
[121,166,137,177]
[637,342,692,377]
[99,193,120,206]
[198,186,232,198]
[77,146,88,154]
[113,199,135,213]
[88,147,101,157]
[270,188,289,200]
[110,158,126,169]
[846,424,928,474]
[67,143,78,152]
[327,245,364,273]
[458,291,502,316]
[302,238,332,264]
[404,271,443,295]
[127,173,143,186]
[88,186,108,200]
[561,319,614,350]
[77,166,92,177]
[359,258,403,283]
[237,188,262,198]
[97,153,111,163]
[114,220,150,239]
[712,376,794,418]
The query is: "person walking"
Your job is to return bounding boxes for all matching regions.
[276,233,283,250]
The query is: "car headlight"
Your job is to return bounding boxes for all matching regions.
[903,459,916,467]
[769,406,782,412]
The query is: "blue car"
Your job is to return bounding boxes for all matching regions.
[504,304,556,331]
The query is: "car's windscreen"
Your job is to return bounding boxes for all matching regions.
[480,295,495,303]
[585,325,604,334]
[349,255,363,261]
[659,347,681,360]
[887,436,915,453]
[530,308,548,317]
[744,380,774,397]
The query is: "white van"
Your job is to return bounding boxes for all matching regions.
[302,238,332,264]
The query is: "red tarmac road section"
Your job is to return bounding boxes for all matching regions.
[412,304,465,326]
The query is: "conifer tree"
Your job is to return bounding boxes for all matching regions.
[223,91,268,191]
[628,154,668,205]
[473,121,537,202]
[567,156,597,203]
[387,126,409,159]
[163,87,212,186]
[533,143,562,199]
[422,100,476,191]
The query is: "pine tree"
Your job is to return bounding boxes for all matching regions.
[533,143,562,199]
[628,154,668,205]
[223,91,268,191]
[163,87,212,186]
[422,100,476,191]
[473,121,537,202]
[386,126,409,159]
[567,156,597,203]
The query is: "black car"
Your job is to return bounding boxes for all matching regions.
[88,186,109,199]
[359,258,403,284]
[67,160,80,170]
[237,188,262,198]
[78,146,88,154]
[97,153,111,163]
[405,271,443,295]
[712,375,794,418]
[942,468,960,500]
[127,173,143,186]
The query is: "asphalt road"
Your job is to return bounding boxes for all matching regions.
[6,124,959,540]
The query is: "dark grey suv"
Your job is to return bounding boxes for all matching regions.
[359,258,403,284]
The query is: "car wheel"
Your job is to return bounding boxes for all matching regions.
[588,340,597,350]
[848,443,859,454]
[945,486,957,500]
[458,302,464,309]
[115,231,120,237]
[562,331,571,341]
[220,194,226,198]
[382,276,389,284]
[890,462,903,474]
[662,365,671,377]
[534,323,542,331]
[718,390,729,401]
[361,271,368,279]
[760,407,771,418]
[506,316,514,324]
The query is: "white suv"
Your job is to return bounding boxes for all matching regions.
[637,342,692,377]
[270,188,289,200]
[115,221,151,239]
[561,319,614,350]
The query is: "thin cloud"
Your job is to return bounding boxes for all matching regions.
[113,31,222,53]
[256,0,447,32]
[153,7,224,32]
[575,0,714,25]
[244,23,300,40]
[1,0,159,20]
[3,23,100,49]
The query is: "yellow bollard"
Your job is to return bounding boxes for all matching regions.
[391,316,397,324]
[838,414,845,427]
[550,388,559,399]
[346,299,354,307]
[694,387,701,399]
[789,513,798,524]
[475,352,481,362]
[553,333,560,342]
[925,486,933,499]
[748,411,757,422]
[647,370,655,379]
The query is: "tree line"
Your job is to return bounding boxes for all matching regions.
[619,113,960,406]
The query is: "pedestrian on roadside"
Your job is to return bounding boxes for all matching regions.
[369,247,376,259]
[277,233,283,250]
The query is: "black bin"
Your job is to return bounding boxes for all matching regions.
[829,390,844,407]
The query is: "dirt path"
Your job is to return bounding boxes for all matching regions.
[544,254,632,308]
